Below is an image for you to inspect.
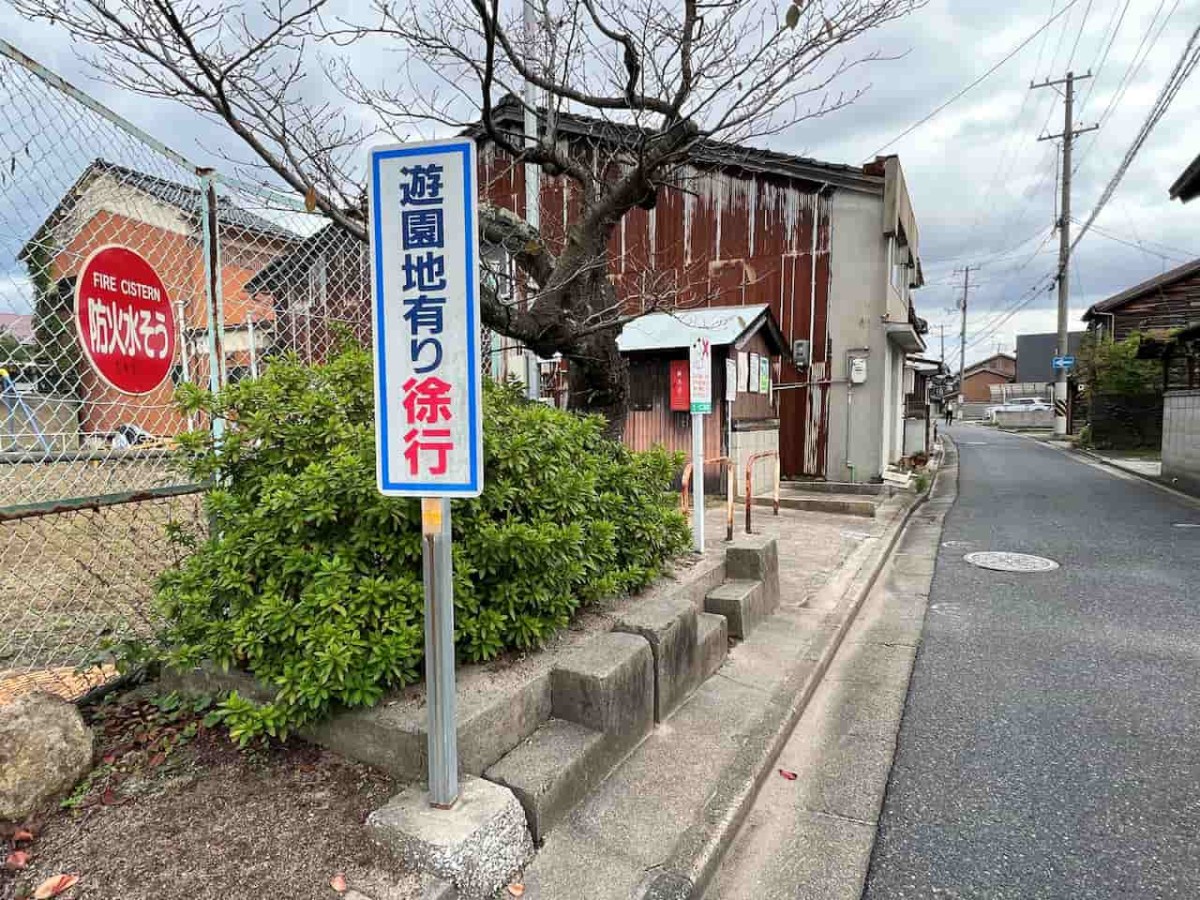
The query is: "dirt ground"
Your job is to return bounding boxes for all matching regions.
[1,688,419,900]
[0,485,204,699]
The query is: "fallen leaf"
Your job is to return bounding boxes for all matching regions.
[4,850,30,871]
[101,753,117,766]
[33,874,79,898]
[100,788,117,806]
[778,769,798,781]
[13,828,35,842]
[330,873,348,893]
[507,884,525,898]
[148,752,166,768]
[305,186,318,213]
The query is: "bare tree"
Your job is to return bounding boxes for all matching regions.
[12,0,920,436]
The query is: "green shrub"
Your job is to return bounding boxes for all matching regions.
[157,346,689,743]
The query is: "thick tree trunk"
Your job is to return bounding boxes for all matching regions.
[566,328,629,441]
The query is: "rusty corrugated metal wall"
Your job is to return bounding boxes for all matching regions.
[479,145,833,478]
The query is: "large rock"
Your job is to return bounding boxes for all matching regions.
[0,692,94,821]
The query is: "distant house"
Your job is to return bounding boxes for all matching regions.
[904,356,945,457]
[0,313,34,344]
[1015,331,1085,384]
[243,222,371,364]
[958,353,1016,403]
[616,304,786,493]
[19,159,299,440]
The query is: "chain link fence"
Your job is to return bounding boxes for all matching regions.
[0,39,374,702]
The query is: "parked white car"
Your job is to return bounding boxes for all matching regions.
[987,397,1052,421]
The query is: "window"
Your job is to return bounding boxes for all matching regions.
[628,360,655,412]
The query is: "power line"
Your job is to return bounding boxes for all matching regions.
[964,1,1068,239]
[1071,20,1200,255]
[1075,218,1195,262]
[1076,0,1134,115]
[868,0,1083,158]
[1074,0,1176,170]
[1066,0,1097,69]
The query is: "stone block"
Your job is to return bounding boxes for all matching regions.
[613,596,699,722]
[0,692,93,821]
[726,535,780,611]
[485,718,607,841]
[705,579,766,639]
[306,675,552,780]
[550,631,654,758]
[697,612,728,680]
[368,776,533,900]
[169,662,551,781]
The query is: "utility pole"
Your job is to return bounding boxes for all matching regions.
[955,265,974,409]
[1033,70,1098,436]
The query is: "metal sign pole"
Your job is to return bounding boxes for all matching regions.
[422,497,458,808]
[370,138,483,811]
[692,412,705,553]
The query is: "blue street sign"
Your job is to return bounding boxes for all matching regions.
[1052,355,1075,370]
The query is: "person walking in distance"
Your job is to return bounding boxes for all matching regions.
[944,400,954,427]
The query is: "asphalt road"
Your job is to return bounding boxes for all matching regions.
[864,426,1200,899]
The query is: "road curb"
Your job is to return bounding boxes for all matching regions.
[1002,429,1200,510]
[638,455,947,900]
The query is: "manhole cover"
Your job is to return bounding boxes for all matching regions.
[964,551,1059,573]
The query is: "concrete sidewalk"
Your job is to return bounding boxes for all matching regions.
[707,444,957,899]
[516,487,922,898]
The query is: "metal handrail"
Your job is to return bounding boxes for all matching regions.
[681,456,736,542]
[744,450,781,533]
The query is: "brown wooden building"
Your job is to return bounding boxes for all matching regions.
[616,305,786,492]
[1083,257,1200,389]
[477,101,927,481]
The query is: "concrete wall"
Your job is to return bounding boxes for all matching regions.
[993,408,1054,428]
[825,188,890,483]
[1163,389,1200,494]
[730,425,779,498]
[903,417,928,456]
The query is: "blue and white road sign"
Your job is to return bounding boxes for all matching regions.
[369,138,483,497]
[1052,355,1076,370]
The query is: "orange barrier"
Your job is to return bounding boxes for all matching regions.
[681,456,735,542]
[744,451,781,534]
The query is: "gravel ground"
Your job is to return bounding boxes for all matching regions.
[1,688,419,900]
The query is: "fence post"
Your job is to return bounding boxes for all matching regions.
[247,312,258,379]
[199,168,226,442]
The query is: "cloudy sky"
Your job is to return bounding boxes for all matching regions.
[2,0,1198,369]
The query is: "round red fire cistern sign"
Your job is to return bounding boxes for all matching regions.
[74,245,177,395]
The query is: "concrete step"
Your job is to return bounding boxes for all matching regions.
[705,579,766,639]
[485,717,609,843]
[760,493,879,517]
[613,596,699,723]
[697,612,729,680]
[781,480,890,496]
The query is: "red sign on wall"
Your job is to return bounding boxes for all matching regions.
[74,245,176,395]
[670,359,691,411]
